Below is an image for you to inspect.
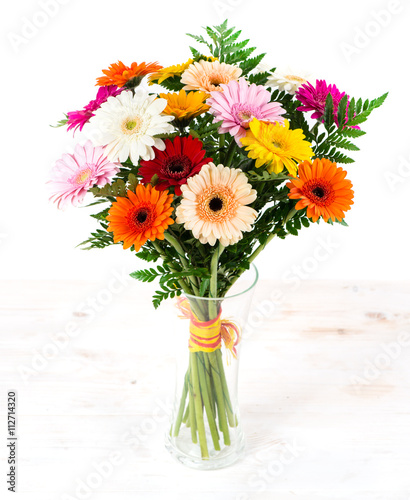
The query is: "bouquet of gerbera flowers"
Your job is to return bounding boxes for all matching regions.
[49,20,386,466]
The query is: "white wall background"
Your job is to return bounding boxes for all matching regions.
[1,0,409,281]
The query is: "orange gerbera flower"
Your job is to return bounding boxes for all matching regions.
[287,158,354,223]
[107,185,174,251]
[96,61,163,87]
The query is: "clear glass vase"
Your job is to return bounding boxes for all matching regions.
[165,265,258,470]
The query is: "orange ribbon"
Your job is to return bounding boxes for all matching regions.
[176,297,241,361]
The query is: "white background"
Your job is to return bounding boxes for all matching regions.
[1,0,409,281]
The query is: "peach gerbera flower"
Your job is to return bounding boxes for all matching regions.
[96,61,163,87]
[181,60,242,93]
[287,158,354,223]
[176,163,257,247]
[107,185,174,251]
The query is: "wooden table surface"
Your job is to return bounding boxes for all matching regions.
[1,279,409,500]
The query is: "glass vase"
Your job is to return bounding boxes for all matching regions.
[165,265,258,470]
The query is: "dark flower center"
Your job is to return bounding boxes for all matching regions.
[135,210,148,223]
[127,205,154,232]
[209,197,223,212]
[312,187,325,198]
[303,180,335,207]
[163,155,192,179]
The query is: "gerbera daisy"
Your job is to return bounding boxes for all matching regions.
[207,77,285,145]
[296,79,352,127]
[67,85,123,133]
[241,119,313,176]
[96,61,163,88]
[266,67,312,95]
[160,90,210,125]
[181,60,242,93]
[48,141,120,209]
[175,163,257,247]
[107,185,174,251]
[139,135,213,196]
[149,59,194,85]
[287,158,354,222]
[88,89,174,165]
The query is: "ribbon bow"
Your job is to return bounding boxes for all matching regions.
[176,297,241,362]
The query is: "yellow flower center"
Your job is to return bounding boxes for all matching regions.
[239,111,252,121]
[284,74,306,84]
[122,116,143,134]
[75,167,92,184]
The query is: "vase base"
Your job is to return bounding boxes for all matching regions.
[165,430,245,470]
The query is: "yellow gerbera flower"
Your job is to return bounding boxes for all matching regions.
[149,59,194,85]
[160,90,210,122]
[241,119,313,176]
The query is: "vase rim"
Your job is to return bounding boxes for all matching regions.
[184,263,259,301]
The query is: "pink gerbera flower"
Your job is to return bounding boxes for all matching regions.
[207,77,285,145]
[296,79,353,127]
[67,85,123,133]
[48,141,120,209]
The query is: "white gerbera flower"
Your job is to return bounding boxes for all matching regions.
[266,67,312,95]
[175,163,258,247]
[88,89,174,165]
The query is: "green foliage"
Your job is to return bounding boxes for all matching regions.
[187,20,265,75]
[308,91,388,163]
[135,245,161,263]
[249,70,271,86]
[154,75,185,92]
[130,263,211,308]
[247,170,289,183]
[90,179,127,198]
[346,92,388,127]
[77,229,113,250]
[50,115,68,128]
[90,171,143,199]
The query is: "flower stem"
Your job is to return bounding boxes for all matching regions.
[215,349,235,427]
[224,138,237,167]
[224,208,298,294]
[164,233,201,295]
[219,133,226,164]
[190,352,209,458]
[187,358,197,443]
[173,372,188,437]
[209,242,225,319]
[208,351,231,445]
[197,353,221,450]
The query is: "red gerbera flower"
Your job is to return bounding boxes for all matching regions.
[139,136,213,196]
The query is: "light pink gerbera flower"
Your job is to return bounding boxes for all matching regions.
[181,60,242,93]
[48,141,120,209]
[207,77,286,145]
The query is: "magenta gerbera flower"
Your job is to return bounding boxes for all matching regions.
[207,77,285,145]
[48,141,120,209]
[67,85,123,133]
[296,79,353,127]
